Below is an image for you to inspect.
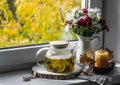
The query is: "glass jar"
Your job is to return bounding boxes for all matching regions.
[36,41,74,73]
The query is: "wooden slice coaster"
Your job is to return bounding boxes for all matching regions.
[32,64,82,80]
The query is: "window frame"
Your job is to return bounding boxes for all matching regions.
[0,0,103,72]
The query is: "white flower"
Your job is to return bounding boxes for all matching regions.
[97,13,101,19]
[94,7,100,12]
[66,7,81,22]
[64,24,71,32]
[66,13,74,21]
[88,7,100,13]
[71,7,79,14]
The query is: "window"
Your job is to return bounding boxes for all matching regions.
[0,0,81,48]
[0,0,103,72]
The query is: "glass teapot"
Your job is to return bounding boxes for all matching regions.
[36,41,74,73]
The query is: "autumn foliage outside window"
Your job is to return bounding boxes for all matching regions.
[0,0,81,48]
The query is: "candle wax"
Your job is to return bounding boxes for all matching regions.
[95,50,109,68]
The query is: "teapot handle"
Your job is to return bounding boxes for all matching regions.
[36,47,49,66]
[90,36,101,52]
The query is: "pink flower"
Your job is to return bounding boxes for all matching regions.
[99,19,109,31]
[102,25,109,31]
[86,20,92,26]
[65,21,72,26]
[99,19,106,26]
[82,8,88,13]
[85,16,91,22]
[77,16,92,27]
[84,16,92,26]
[77,18,87,27]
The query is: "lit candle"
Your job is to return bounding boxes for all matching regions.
[95,50,109,68]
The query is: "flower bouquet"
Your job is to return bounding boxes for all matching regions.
[65,7,109,37]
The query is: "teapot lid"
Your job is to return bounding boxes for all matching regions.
[49,41,68,48]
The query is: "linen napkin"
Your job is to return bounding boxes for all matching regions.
[77,67,116,85]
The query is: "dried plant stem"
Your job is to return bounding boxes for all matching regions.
[58,6,64,23]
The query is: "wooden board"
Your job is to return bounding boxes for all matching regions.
[32,64,82,80]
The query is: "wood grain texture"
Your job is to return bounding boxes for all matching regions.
[32,65,82,80]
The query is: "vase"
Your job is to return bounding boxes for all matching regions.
[75,35,100,64]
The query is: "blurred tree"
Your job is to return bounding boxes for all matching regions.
[0,0,81,48]
[7,0,18,22]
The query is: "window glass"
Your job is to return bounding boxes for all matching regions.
[0,0,81,48]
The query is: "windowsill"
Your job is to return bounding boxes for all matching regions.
[0,63,120,85]
[0,41,78,72]
[0,69,87,85]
